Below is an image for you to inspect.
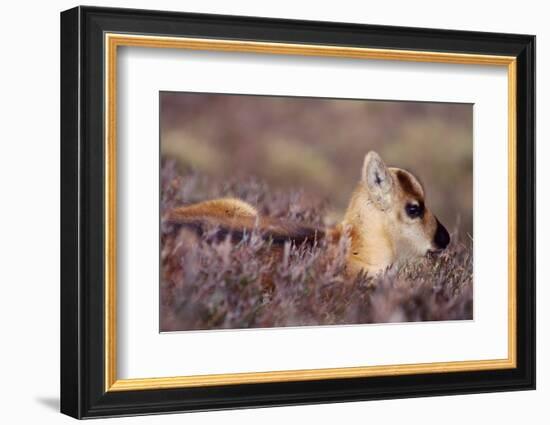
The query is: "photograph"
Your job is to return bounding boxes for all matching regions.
[58,5,536,419]
[159,92,474,332]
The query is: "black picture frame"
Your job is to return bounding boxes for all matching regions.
[61,5,535,419]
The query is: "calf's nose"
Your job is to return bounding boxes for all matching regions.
[434,218,450,250]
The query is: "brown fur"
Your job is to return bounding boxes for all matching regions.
[167,152,449,276]
[167,197,323,246]
[395,169,423,200]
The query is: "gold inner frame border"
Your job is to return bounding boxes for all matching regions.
[104,33,517,392]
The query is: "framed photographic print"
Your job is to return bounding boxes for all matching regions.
[60,6,535,419]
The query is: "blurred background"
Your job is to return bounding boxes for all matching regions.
[161,92,473,235]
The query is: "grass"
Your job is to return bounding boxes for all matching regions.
[160,158,473,332]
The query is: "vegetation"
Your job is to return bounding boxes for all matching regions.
[160,160,473,332]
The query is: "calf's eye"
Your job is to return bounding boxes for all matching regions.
[405,203,423,218]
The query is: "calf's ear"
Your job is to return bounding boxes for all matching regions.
[361,151,394,210]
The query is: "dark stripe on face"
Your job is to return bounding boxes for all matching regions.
[396,170,423,199]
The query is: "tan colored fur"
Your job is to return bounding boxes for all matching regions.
[167,152,448,275]
[169,197,258,220]
[168,197,322,245]
[342,167,440,275]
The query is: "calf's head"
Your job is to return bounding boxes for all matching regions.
[360,151,450,261]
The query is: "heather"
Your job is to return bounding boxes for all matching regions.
[160,159,473,332]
